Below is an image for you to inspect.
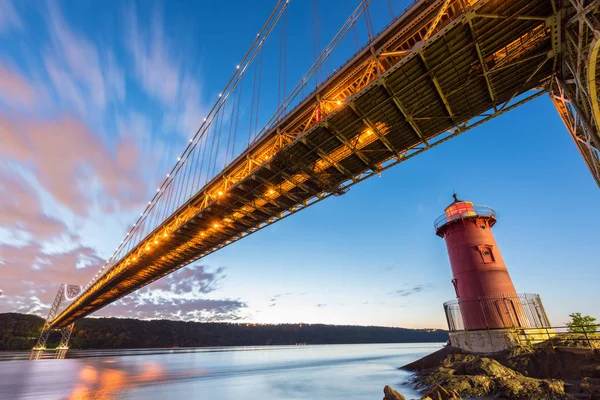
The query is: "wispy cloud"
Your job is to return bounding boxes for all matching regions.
[0,0,22,33]
[0,240,104,312]
[0,64,38,109]
[125,4,206,136]
[43,2,125,116]
[96,264,246,321]
[126,6,180,105]
[0,1,232,323]
[0,112,146,215]
[0,166,67,239]
[389,284,428,297]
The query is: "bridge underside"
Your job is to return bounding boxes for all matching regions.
[49,0,599,329]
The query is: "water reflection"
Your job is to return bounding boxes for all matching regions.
[0,343,443,400]
[68,360,167,399]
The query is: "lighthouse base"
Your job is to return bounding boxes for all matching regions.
[449,328,556,354]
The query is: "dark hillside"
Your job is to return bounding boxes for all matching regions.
[0,313,448,350]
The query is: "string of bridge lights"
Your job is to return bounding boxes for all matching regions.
[74,0,363,301]
[77,0,292,297]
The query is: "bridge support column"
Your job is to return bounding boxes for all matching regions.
[550,79,600,187]
[31,284,81,360]
[551,0,600,188]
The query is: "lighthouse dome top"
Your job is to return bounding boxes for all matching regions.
[434,194,496,234]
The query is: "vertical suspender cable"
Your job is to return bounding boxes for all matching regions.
[248,62,258,145]
[211,101,226,177]
[207,111,221,182]
[191,129,205,196]
[283,6,288,109]
[278,14,283,109]
[311,0,319,88]
[352,24,359,50]
[231,78,244,162]
[253,46,265,142]
[225,88,237,166]
[363,1,374,41]
[94,0,289,271]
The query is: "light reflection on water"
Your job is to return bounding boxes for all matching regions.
[0,343,443,400]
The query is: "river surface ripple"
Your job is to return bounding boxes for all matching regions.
[0,343,444,399]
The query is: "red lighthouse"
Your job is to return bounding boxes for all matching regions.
[435,194,524,330]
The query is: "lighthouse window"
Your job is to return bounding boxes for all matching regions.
[478,245,495,263]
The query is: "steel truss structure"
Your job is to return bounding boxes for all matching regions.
[30,284,81,360]
[550,0,600,186]
[47,0,598,330]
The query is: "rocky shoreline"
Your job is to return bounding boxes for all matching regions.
[383,343,600,399]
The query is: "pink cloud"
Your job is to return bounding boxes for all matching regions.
[0,167,67,238]
[95,264,245,321]
[0,242,245,322]
[0,64,38,109]
[0,112,146,215]
[0,241,103,311]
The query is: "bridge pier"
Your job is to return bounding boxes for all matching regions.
[550,0,600,187]
[31,284,81,360]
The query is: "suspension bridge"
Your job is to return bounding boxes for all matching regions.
[33,0,600,354]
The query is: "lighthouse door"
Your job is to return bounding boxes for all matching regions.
[493,298,521,328]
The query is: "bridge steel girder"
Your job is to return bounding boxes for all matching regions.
[50,0,573,329]
[550,0,600,187]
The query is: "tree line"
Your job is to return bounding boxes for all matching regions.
[0,313,448,350]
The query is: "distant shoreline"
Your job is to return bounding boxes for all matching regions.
[0,313,448,351]
[0,342,446,362]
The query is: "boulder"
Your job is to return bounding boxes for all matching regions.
[455,357,516,378]
[382,385,406,400]
[422,384,462,400]
[580,377,600,398]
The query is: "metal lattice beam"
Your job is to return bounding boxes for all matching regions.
[48,0,599,330]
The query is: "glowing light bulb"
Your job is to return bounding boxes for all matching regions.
[167,174,170,177]
[336,100,342,105]
[177,157,181,161]
[236,65,240,69]
[269,189,275,194]
[213,223,219,228]
[217,191,223,196]
[219,93,222,97]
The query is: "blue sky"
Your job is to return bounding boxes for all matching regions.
[0,0,598,329]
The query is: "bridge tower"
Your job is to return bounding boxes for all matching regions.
[435,195,552,352]
[30,284,81,360]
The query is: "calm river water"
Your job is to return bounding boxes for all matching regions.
[0,343,443,399]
